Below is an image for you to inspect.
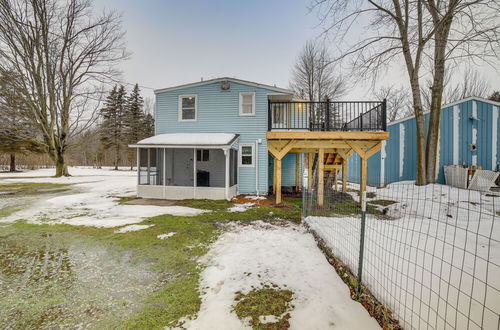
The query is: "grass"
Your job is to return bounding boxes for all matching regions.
[0,186,302,329]
[0,182,71,197]
[233,285,294,330]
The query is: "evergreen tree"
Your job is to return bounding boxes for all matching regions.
[99,85,127,170]
[0,70,41,171]
[123,84,146,169]
[489,91,500,102]
[143,113,155,137]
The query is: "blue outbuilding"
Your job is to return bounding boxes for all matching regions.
[348,97,500,186]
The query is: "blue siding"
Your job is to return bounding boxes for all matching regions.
[268,153,302,188]
[349,98,500,186]
[155,81,284,194]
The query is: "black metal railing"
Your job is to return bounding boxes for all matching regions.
[268,99,387,131]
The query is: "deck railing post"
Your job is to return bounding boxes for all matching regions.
[325,99,330,131]
[382,98,387,131]
[268,100,272,131]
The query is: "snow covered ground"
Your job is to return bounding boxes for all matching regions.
[0,167,206,227]
[181,221,380,330]
[306,181,500,330]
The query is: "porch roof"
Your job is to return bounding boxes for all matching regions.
[129,133,239,149]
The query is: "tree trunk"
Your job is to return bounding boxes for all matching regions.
[54,151,70,177]
[9,153,16,172]
[425,19,452,184]
[114,144,120,170]
[408,73,427,185]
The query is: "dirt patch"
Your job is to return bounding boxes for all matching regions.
[231,194,273,207]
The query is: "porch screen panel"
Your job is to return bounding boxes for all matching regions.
[196,149,225,187]
[149,148,158,185]
[155,148,164,185]
[139,148,148,185]
[164,148,194,186]
[230,149,238,186]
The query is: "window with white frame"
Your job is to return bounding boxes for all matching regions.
[179,95,197,121]
[239,143,254,167]
[239,92,255,116]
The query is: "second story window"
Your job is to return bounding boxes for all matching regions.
[179,95,197,121]
[239,92,255,116]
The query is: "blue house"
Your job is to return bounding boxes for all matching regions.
[348,97,500,186]
[130,77,301,200]
[130,77,389,202]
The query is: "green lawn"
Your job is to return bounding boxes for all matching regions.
[0,182,302,329]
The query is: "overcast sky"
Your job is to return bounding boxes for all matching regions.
[94,0,499,101]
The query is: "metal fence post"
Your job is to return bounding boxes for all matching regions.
[357,191,367,294]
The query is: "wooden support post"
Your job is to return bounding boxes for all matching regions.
[273,157,277,195]
[360,156,367,205]
[334,169,338,191]
[342,158,347,192]
[307,152,313,191]
[317,148,324,206]
[276,158,282,204]
[295,153,300,192]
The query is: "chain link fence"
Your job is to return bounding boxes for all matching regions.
[303,177,500,329]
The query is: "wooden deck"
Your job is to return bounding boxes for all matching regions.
[267,131,389,205]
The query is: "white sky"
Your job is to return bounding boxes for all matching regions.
[94,0,500,102]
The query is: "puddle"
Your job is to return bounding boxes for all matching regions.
[0,233,159,329]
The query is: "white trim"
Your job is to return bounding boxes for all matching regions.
[224,149,230,200]
[255,140,260,195]
[178,94,197,122]
[137,185,238,200]
[453,106,460,164]
[380,140,386,186]
[130,144,237,150]
[239,143,255,168]
[239,92,256,116]
[155,77,293,94]
[492,106,498,170]
[388,96,500,127]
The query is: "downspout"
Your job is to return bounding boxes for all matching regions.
[255,139,261,195]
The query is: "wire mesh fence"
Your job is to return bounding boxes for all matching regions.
[303,177,500,330]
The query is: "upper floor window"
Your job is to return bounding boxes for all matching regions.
[239,92,255,116]
[179,94,197,121]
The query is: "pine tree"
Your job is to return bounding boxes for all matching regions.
[123,84,146,169]
[0,70,41,171]
[143,113,155,137]
[99,85,126,170]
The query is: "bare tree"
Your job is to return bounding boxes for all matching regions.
[290,40,347,101]
[0,0,127,176]
[373,85,412,122]
[312,0,500,184]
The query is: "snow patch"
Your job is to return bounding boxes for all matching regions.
[115,224,154,233]
[134,133,237,146]
[227,202,254,212]
[0,167,208,227]
[181,221,379,329]
[157,232,176,240]
[245,195,266,201]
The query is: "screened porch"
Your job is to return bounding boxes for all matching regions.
[130,133,239,200]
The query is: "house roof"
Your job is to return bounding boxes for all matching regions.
[154,77,293,95]
[388,96,500,126]
[129,133,240,149]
